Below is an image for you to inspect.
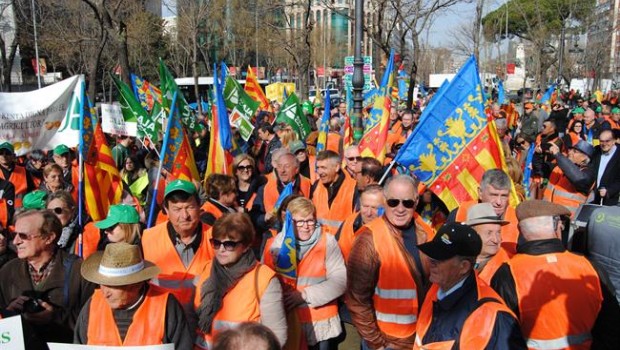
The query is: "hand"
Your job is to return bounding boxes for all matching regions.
[283,290,305,311]
[264,212,274,222]
[23,301,54,325]
[599,188,607,198]
[5,296,30,313]
[548,142,560,155]
[535,144,542,154]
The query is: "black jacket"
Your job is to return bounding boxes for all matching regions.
[551,152,595,194]
[591,145,620,205]
[491,239,620,349]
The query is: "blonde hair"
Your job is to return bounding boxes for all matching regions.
[286,197,315,218]
[279,126,298,148]
[117,223,142,243]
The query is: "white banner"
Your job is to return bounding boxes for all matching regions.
[101,103,137,137]
[0,315,25,350]
[47,344,174,350]
[0,75,83,156]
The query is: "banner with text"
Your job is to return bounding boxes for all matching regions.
[0,315,25,350]
[101,103,138,137]
[0,75,83,156]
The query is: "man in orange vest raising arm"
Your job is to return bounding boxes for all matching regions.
[311,150,357,236]
[491,200,620,349]
[414,223,526,349]
[142,179,214,332]
[75,242,192,348]
[544,140,595,218]
[346,175,432,350]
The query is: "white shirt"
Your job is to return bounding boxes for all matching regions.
[597,145,617,187]
[437,275,468,301]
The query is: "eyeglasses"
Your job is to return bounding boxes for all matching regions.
[14,232,42,240]
[209,238,243,251]
[50,207,67,215]
[386,198,416,208]
[236,165,253,172]
[293,219,316,227]
[105,224,119,233]
[517,140,526,145]
[600,139,614,143]
[347,156,362,162]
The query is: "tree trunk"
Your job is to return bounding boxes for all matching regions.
[88,31,108,102]
[118,21,131,85]
[192,31,203,116]
[473,0,485,62]
[406,35,420,110]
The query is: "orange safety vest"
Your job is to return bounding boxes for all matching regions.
[262,173,311,214]
[87,288,168,346]
[142,222,214,309]
[193,263,276,350]
[0,199,8,229]
[366,217,420,339]
[326,132,342,154]
[74,222,100,259]
[263,232,340,330]
[414,274,516,349]
[0,165,28,207]
[477,248,512,285]
[508,251,602,349]
[312,174,356,235]
[308,155,317,183]
[455,200,519,255]
[200,201,226,227]
[337,211,361,263]
[543,166,588,218]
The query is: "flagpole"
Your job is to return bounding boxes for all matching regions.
[147,90,178,228]
[379,159,396,185]
[77,79,86,257]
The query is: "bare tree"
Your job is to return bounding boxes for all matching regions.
[0,0,18,91]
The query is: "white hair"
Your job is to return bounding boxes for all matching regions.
[518,216,556,241]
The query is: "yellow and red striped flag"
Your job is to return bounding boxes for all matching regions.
[82,103,123,221]
[205,64,234,178]
[245,66,272,112]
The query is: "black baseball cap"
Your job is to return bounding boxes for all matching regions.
[418,223,482,260]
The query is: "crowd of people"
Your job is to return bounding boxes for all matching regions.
[0,87,619,350]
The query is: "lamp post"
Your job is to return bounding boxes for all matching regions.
[351,0,364,143]
[32,0,41,89]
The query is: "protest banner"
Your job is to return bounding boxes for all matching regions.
[0,315,25,350]
[47,344,174,350]
[0,75,83,156]
[101,103,138,137]
[266,82,295,104]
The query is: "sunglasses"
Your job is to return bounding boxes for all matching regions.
[105,224,119,232]
[517,140,526,145]
[210,238,243,251]
[14,232,42,240]
[347,156,363,162]
[386,198,416,208]
[236,165,252,172]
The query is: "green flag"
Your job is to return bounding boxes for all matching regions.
[276,92,311,140]
[224,77,259,141]
[158,59,200,132]
[111,75,159,140]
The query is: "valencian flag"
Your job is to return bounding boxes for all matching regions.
[275,210,297,285]
[80,94,123,221]
[205,63,234,177]
[111,75,159,141]
[358,49,394,163]
[245,66,272,112]
[393,55,519,211]
[316,89,331,153]
[159,59,200,132]
[275,93,312,140]
[131,73,162,112]
[540,83,557,106]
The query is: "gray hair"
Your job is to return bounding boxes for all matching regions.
[384,174,419,197]
[480,169,511,191]
[518,216,556,240]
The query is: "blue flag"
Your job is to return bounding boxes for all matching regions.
[398,67,409,101]
[316,89,331,153]
[380,49,395,88]
[283,87,289,102]
[275,211,297,281]
[540,83,556,105]
[498,80,505,105]
[274,182,294,212]
[216,63,233,150]
[522,145,535,199]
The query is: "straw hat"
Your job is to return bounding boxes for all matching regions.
[466,203,509,226]
[81,243,160,286]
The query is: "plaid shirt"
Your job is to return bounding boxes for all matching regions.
[28,254,56,285]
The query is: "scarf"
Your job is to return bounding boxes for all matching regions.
[297,226,321,261]
[58,215,79,248]
[197,250,257,332]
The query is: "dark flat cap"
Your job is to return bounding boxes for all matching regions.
[516,200,571,221]
[571,140,595,158]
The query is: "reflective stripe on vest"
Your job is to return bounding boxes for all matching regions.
[526,333,591,350]
[375,287,417,299]
[545,183,587,202]
[376,311,417,325]
[150,276,198,289]
[317,218,343,229]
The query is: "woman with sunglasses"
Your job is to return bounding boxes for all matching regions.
[46,190,79,253]
[263,197,346,349]
[94,204,142,249]
[194,213,287,349]
[233,154,266,211]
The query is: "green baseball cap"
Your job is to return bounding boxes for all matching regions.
[612,107,620,114]
[0,142,14,153]
[95,204,140,229]
[22,191,48,210]
[53,144,71,156]
[590,94,597,100]
[595,106,602,113]
[164,179,197,198]
[573,107,584,114]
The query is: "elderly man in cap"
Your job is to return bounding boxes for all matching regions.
[465,203,511,284]
[0,210,95,344]
[0,141,34,208]
[491,200,620,349]
[544,139,595,217]
[142,179,214,331]
[520,102,540,140]
[75,243,191,347]
[413,223,526,349]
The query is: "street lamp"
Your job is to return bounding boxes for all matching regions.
[351,0,364,143]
